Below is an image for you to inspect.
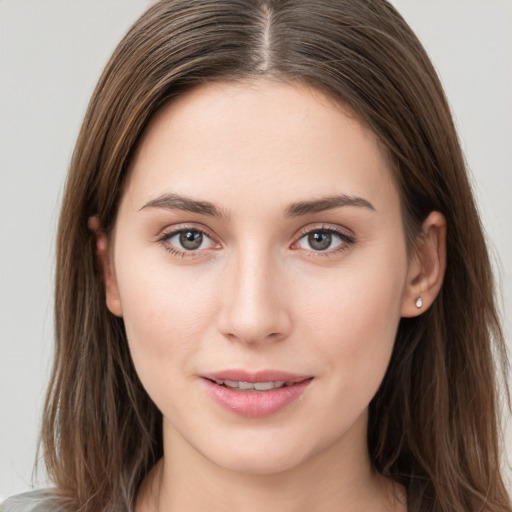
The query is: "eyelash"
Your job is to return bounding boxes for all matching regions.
[156,224,356,259]
[157,224,219,258]
[293,225,356,258]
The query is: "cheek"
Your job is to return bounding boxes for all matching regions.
[114,254,219,387]
[296,252,406,390]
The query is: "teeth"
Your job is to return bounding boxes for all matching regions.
[254,381,285,390]
[215,380,287,391]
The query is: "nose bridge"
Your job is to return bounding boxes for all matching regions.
[218,241,291,344]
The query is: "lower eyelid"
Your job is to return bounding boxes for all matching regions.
[156,225,354,258]
[157,226,221,256]
[291,227,356,257]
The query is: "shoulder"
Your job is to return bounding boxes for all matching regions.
[1,489,63,512]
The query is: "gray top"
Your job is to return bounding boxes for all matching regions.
[0,490,63,512]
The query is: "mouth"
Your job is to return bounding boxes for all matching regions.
[201,371,313,417]
[205,378,306,391]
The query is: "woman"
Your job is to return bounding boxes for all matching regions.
[2,0,510,511]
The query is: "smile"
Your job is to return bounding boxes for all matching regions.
[201,371,313,418]
[212,380,288,390]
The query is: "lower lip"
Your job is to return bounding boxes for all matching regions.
[202,378,313,418]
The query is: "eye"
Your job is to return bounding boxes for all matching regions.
[174,230,206,250]
[158,227,219,256]
[294,226,355,253]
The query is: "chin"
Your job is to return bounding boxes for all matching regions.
[211,448,309,476]
[194,426,341,477]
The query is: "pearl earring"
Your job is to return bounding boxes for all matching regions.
[415,297,423,308]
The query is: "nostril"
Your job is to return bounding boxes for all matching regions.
[216,275,292,344]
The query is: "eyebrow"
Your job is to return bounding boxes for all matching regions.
[140,193,228,218]
[140,192,375,218]
[284,195,375,216]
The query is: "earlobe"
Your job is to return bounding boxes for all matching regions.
[401,211,447,318]
[88,216,123,317]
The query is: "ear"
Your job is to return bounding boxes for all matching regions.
[401,211,447,317]
[88,216,123,317]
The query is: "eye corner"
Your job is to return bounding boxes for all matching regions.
[291,224,356,257]
[156,224,221,258]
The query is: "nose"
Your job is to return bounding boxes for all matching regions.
[217,249,292,345]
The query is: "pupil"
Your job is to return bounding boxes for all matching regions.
[308,231,331,251]
[180,230,203,250]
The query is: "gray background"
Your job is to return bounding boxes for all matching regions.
[1,0,511,499]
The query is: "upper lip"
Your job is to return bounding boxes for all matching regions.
[201,370,312,384]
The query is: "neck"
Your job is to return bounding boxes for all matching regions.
[136,413,406,512]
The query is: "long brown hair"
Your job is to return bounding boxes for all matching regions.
[42,1,510,511]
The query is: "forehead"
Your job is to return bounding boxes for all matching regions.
[124,79,399,215]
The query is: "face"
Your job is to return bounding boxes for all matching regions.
[103,80,416,475]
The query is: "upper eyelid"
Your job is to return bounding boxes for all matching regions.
[157,226,220,257]
[156,225,220,255]
[157,223,217,241]
[294,223,355,240]
[155,222,355,249]
[291,224,356,253]
[157,222,352,235]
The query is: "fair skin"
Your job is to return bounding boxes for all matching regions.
[91,80,446,512]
